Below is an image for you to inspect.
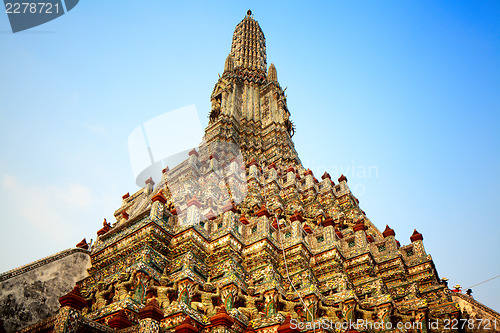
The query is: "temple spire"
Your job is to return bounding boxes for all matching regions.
[230,10,267,73]
[206,11,300,167]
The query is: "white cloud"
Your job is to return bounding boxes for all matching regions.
[1,174,92,242]
[83,122,107,135]
[61,183,92,208]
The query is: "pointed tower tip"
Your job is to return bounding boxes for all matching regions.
[231,11,266,72]
[224,54,234,72]
[410,229,423,242]
[383,225,396,238]
[268,63,278,82]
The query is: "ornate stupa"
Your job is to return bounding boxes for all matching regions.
[2,10,499,333]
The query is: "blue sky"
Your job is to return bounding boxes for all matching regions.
[1,1,499,311]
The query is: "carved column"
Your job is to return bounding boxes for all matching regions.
[107,309,133,329]
[53,285,87,333]
[176,316,199,333]
[53,307,80,333]
[209,306,234,332]
[183,196,203,226]
[410,229,426,257]
[151,190,167,221]
[138,299,164,333]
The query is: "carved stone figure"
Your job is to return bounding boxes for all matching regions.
[92,282,113,311]
[318,301,341,320]
[112,271,135,302]
[237,284,263,320]
[356,304,376,321]
[209,99,221,123]
[148,274,178,310]
[191,278,220,316]
[278,293,300,319]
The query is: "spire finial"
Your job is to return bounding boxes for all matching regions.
[231,10,266,72]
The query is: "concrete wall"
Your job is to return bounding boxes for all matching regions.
[0,248,91,333]
[451,292,500,332]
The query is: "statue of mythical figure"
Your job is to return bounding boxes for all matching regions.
[237,283,263,320]
[112,270,136,302]
[147,273,178,310]
[393,308,414,324]
[284,117,295,137]
[209,98,221,123]
[278,293,300,319]
[356,304,376,320]
[92,282,114,311]
[191,278,220,317]
[318,301,341,320]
